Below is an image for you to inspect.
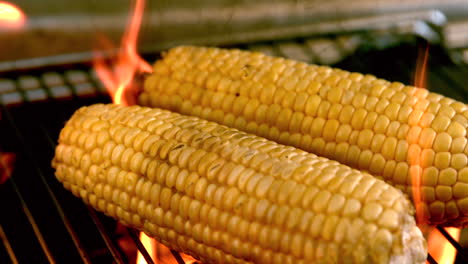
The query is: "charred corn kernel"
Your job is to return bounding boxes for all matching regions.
[53,104,427,264]
[140,46,468,226]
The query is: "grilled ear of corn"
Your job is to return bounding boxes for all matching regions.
[52,104,426,264]
[139,46,468,226]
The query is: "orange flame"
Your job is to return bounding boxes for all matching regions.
[410,43,430,225]
[411,43,461,264]
[93,0,152,106]
[414,43,430,89]
[136,234,197,264]
[0,1,25,29]
[427,227,461,264]
[0,152,15,185]
[94,0,195,262]
[136,232,157,264]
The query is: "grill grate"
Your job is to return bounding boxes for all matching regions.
[0,67,106,106]
[1,39,468,263]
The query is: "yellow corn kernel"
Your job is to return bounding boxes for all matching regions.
[53,104,427,264]
[140,46,468,226]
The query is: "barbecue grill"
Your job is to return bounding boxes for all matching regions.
[1,1,468,263]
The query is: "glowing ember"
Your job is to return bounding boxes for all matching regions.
[93,0,152,106]
[427,227,461,264]
[0,1,25,29]
[0,152,15,185]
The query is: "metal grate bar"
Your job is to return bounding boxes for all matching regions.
[170,249,188,264]
[437,227,468,261]
[28,98,121,262]
[1,69,147,263]
[0,224,19,264]
[128,228,155,264]
[0,180,49,263]
[427,253,438,264]
[87,207,126,264]
[32,96,128,263]
[35,64,187,264]
[2,105,92,263]
[28,98,129,262]
[3,174,56,263]
[0,67,106,107]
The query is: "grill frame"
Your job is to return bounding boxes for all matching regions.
[1,39,468,264]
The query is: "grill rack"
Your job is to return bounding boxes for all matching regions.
[1,39,468,263]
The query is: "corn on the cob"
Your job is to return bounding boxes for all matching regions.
[52,104,426,264]
[139,46,468,226]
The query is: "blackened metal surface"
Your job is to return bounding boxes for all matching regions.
[0,96,130,263]
[335,42,468,103]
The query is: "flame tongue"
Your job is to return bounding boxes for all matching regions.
[0,1,26,29]
[92,0,189,262]
[411,43,461,264]
[410,43,430,226]
[93,0,152,106]
[414,43,430,89]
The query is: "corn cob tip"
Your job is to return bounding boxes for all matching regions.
[388,225,427,264]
